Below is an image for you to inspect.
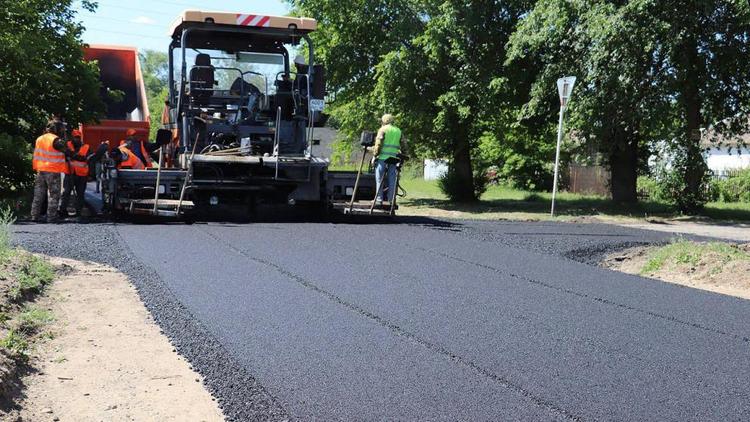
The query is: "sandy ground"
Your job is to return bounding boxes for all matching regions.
[603,245,750,300]
[612,219,750,242]
[401,206,750,242]
[13,258,224,422]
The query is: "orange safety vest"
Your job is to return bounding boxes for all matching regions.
[67,141,90,177]
[32,133,68,173]
[117,146,145,170]
[119,138,152,167]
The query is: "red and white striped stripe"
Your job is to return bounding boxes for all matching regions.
[236,14,271,27]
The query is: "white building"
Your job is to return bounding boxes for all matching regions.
[705,145,750,177]
[703,131,750,177]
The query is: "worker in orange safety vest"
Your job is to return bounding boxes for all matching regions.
[30,120,69,223]
[59,129,97,221]
[112,144,146,170]
[122,128,167,168]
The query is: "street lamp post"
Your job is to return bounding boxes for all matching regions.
[551,76,576,217]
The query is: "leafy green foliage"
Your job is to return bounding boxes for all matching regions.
[0,134,34,199]
[139,50,170,140]
[658,146,713,213]
[712,169,750,203]
[1,329,30,360]
[0,0,104,204]
[507,0,750,205]
[0,1,104,139]
[637,176,666,202]
[438,166,489,202]
[292,0,750,204]
[291,0,535,201]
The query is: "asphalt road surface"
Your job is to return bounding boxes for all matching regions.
[14,218,750,421]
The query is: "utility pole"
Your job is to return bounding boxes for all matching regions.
[551,76,576,217]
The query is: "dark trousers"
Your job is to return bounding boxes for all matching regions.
[30,172,61,222]
[60,174,88,215]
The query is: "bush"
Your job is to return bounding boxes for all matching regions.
[712,169,750,203]
[438,166,489,202]
[0,133,34,200]
[637,176,666,201]
[650,144,713,213]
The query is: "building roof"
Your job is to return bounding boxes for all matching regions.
[701,117,750,150]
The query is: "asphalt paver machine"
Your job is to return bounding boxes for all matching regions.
[101,10,391,219]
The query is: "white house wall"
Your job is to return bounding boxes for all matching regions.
[706,147,750,176]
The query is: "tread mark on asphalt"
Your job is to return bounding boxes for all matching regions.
[415,246,750,345]
[197,226,583,422]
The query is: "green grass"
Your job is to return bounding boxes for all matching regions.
[10,254,55,300]
[0,206,15,259]
[641,240,750,275]
[397,178,750,222]
[17,306,54,334]
[1,329,30,359]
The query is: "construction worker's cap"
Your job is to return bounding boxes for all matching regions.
[125,128,137,136]
[294,55,306,65]
[71,129,82,138]
[381,114,395,125]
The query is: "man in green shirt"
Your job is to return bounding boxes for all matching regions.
[371,114,406,205]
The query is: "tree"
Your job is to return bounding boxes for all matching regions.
[647,0,750,212]
[0,0,104,197]
[508,0,750,208]
[507,0,670,202]
[289,0,430,138]
[0,0,103,139]
[375,1,535,201]
[139,50,170,139]
[291,0,534,201]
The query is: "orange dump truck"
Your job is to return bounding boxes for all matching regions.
[80,45,150,150]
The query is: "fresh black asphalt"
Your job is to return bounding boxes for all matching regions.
[12,218,750,421]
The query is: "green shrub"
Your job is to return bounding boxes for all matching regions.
[17,307,54,334]
[438,166,489,202]
[0,134,34,200]
[1,329,30,359]
[650,145,713,213]
[637,176,666,201]
[0,207,14,255]
[712,169,750,203]
[10,254,54,300]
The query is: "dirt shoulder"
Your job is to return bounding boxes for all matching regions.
[603,241,750,300]
[602,217,750,242]
[8,257,224,422]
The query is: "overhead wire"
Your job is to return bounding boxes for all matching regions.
[82,26,167,40]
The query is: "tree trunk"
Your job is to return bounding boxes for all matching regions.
[609,136,638,203]
[676,6,707,212]
[450,117,476,202]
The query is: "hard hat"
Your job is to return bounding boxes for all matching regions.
[125,128,137,136]
[381,114,395,125]
[294,55,306,65]
[71,129,82,138]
